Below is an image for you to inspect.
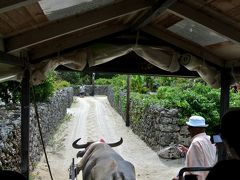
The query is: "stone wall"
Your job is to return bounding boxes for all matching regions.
[130,105,190,151]
[105,88,191,158]
[0,87,74,171]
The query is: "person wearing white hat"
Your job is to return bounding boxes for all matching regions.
[172,115,217,180]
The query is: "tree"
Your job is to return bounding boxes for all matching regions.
[57,71,91,85]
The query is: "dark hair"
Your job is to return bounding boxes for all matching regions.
[221,108,240,156]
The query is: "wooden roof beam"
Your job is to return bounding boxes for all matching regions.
[0,0,39,13]
[80,52,199,77]
[5,0,151,53]
[0,51,23,66]
[142,25,224,67]
[133,0,178,29]
[168,1,240,45]
[29,24,128,61]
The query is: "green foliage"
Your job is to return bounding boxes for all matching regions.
[110,75,127,107]
[31,71,56,102]
[54,80,70,90]
[0,71,75,104]
[144,76,155,91]
[230,89,240,107]
[131,75,148,93]
[57,71,91,85]
[155,79,221,134]
[95,75,232,135]
[130,92,159,124]
[95,75,127,107]
[95,78,112,85]
[0,81,21,104]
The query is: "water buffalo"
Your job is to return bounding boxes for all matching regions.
[72,138,136,180]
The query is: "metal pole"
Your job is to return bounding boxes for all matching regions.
[21,68,30,179]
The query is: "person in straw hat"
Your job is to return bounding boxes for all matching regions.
[172,115,217,180]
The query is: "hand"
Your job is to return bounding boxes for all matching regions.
[172,176,179,180]
[177,144,188,154]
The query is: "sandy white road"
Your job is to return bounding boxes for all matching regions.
[32,96,183,180]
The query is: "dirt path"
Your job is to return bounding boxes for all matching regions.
[31,96,183,180]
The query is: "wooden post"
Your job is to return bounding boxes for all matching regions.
[126,75,130,127]
[21,68,30,180]
[218,69,231,161]
[220,69,230,118]
[92,72,95,96]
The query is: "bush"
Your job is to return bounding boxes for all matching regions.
[130,92,159,124]
[57,71,92,85]
[54,80,70,90]
[0,81,21,105]
[95,78,112,85]
[31,72,56,102]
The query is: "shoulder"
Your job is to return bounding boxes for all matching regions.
[191,133,212,147]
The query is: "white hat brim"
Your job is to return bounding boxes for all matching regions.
[186,121,208,127]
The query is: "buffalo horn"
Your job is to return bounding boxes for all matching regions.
[108,137,123,147]
[72,137,123,149]
[72,138,92,149]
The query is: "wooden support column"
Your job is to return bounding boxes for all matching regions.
[218,69,231,161]
[92,72,95,96]
[20,67,30,179]
[126,75,130,127]
[220,69,230,118]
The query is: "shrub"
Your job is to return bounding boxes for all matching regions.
[31,71,56,102]
[54,80,70,90]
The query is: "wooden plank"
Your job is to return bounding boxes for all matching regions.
[5,8,29,29]
[6,0,151,52]
[183,0,240,30]
[142,25,224,67]
[168,1,240,44]
[0,4,48,37]
[133,0,178,29]
[30,24,128,61]
[25,3,48,23]
[154,13,182,28]
[0,17,12,35]
[0,13,18,30]
[0,50,24,66]
[16,6,37,26]
[0,0,39,13]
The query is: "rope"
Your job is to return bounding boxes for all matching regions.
[31,86,54,180]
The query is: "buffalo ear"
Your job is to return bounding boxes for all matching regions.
[77,150,86,158]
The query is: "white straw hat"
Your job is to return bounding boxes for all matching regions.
[186,115,208,127]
